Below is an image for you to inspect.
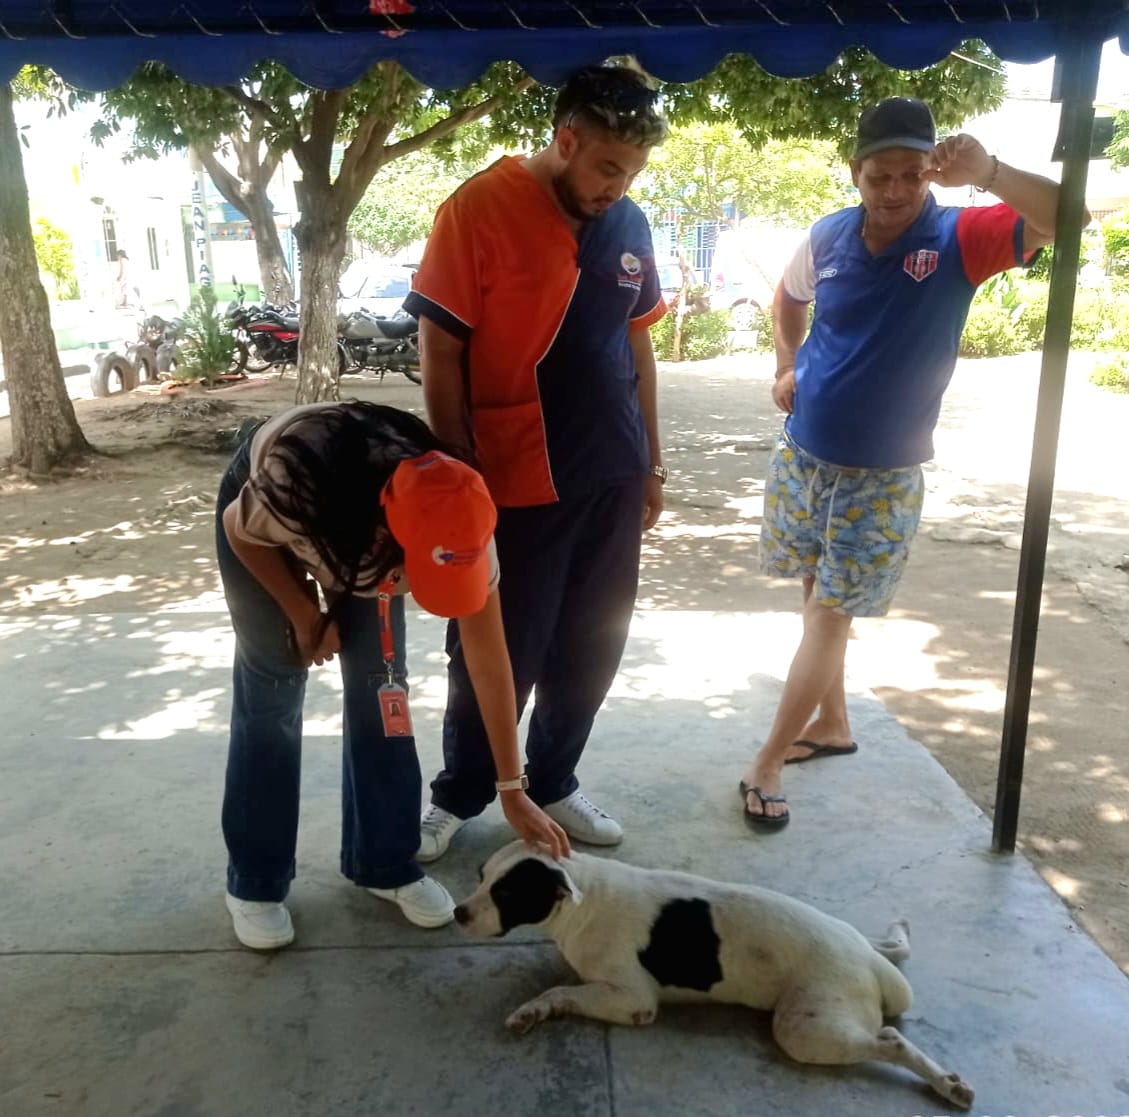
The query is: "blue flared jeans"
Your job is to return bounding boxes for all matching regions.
[215,439,419,902]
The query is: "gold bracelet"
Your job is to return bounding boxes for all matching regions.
[496,774,529,792]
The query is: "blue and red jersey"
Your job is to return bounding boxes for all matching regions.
[781,195,1029,468]
[405,156,665,508]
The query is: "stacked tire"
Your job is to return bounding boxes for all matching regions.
[90,352,138,397]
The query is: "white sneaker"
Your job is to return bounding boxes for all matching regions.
[225,893,295,950]
[544,790,623,846]
[417,804,468,863]
[368,876,455,928]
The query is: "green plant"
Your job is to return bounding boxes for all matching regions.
[980,270,1025,323]
[177,286,235,383]
[683,309,733,361]
[32,216,79,299]
[959,303,1023,357]
[1014,285,1048,349]
[1101,212,1129,276]
[1025,244,1054,281]
[650,307,733,361]
[649,312,675,360]
[1089,356,1129,392]
[1068,291,1118,351]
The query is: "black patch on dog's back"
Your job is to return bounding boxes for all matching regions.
[491,859,570,934]
[637,898,723,991]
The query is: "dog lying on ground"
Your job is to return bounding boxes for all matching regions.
[454,841,973,1110]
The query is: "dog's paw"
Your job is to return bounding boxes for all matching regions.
[938,1073,974,1110]
[506,1001,549,1035]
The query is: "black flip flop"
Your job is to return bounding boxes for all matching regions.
[738,780,790,830]
[785,740,859,765]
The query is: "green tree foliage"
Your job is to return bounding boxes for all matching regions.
[1106,109,1129,169]
[348,147,480,258]
[1100,211,1129,276]
[635,123,852,228]
[661,43,1005,156]
[32,216,79,299]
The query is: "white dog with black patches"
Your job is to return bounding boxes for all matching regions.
[455,841,973,1110]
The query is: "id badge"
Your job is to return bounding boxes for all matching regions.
[379,684,413,737]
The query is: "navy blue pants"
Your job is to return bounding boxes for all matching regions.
[216,440,417,902]
[430,477,644,818]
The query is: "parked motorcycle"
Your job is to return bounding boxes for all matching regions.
[337,309,421,384]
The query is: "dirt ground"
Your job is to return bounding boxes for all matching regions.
[2,353,1127,978]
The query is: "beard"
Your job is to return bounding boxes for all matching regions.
[551,169,603,223]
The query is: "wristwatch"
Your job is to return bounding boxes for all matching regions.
[648,464,668,484]
[495,774,529,792]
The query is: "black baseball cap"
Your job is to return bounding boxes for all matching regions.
[854,97,936,161]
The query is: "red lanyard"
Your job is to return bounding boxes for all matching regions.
[376,577,398,684]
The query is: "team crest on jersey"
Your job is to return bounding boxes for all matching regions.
[903,249,939,282]
[620,252,642,275]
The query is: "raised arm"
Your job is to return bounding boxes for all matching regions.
[927,133,1089,253]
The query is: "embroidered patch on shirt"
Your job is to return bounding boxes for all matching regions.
[903,249,939,282]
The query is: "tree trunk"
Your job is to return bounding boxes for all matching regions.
[292,184,346,404]
[0,85,90,472]
[194,143,294,306]
[243,189,294,305]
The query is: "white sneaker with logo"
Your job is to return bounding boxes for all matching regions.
[543,790,624,846]
[225,893,295,950]
[368,875,455,928]
[417,804,468,863]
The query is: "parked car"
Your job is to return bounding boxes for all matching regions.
[656,256,708,313]
[338,264,417,318]
[708,226,806,331]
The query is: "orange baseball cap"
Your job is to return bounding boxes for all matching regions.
[381,450,497,618]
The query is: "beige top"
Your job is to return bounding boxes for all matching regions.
[228,403,499,599]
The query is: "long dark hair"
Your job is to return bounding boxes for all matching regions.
[252,401,449,614]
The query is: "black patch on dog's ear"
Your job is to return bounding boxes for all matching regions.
[489,859,571,934]
[637,898,723,991]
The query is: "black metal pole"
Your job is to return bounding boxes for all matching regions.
[992,29,1103,852]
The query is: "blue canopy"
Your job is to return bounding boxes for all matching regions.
[0,1,1127,91]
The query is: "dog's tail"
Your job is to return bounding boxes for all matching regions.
[868,918,913,1016]
[875,959,913,1017]
[868,918,911,964]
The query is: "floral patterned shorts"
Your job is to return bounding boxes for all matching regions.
[759,432,925,617]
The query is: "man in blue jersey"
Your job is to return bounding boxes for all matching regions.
[740,96,1081,829]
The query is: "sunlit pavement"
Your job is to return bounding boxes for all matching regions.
[1,599,1127,1115]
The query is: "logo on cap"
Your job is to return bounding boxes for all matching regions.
[903,249,939,283]
[432,545,480,567]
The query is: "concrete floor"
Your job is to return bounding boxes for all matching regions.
[2,607,1128,1117]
